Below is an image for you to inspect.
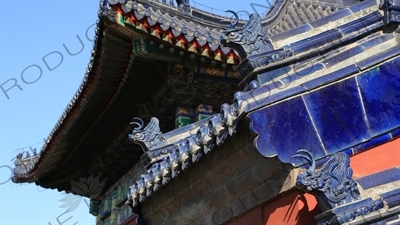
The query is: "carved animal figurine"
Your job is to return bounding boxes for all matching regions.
[293,150,361,211]
[220,11,274,59]
[128,117,166,152]
[176,0,190,12]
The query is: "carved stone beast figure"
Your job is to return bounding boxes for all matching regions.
[293,150,361,211]
[220,12,274,60]
[128,117,166,152]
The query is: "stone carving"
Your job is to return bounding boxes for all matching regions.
[293,150,361,211]
[12,149,41,178]
[128,117,167,152]
[176,0,190,13]
[220,12,274,59]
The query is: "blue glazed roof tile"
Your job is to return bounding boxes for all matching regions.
[310,9,352,28]
[356,167,400,189]
[249,96,326,163]
[356,45,400,70]
[357,57,400,136]
[300,64,359,90]
[15,0,400,211]
[337,11,382,36]
[323,46,365,67]
[349,0,378,12]
[114,0,400,209]
[360,33,394,49]
[269,24,313,42]
[352,133,393,156]
[303,78,371,154]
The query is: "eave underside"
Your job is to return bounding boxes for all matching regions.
[14,17,240,195]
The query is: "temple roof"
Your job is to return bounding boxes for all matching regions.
[105,0,361,63]
[13,0,396,201]
[121,0,400,207]
[11,0,243,193]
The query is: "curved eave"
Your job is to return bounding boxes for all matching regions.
[12,11,135,184]
[12,4,241,190]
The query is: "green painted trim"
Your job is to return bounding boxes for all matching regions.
[132,38,179,61]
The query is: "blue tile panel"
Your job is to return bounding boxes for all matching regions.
[248,97,326,165]
[247,55,400,166]
[380,188,400,208]
[356,167,400,189]
[303,78,370,154]
[357,58,400,137]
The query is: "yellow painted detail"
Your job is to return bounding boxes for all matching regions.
[124,16,135,27]
[201,48,209,57]
[150,29,160,38]
[227,56,235,64]
[188,44,197,53]
[117,13,125,26]
[175,39,184,48]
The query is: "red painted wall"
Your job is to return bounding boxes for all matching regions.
[228,138,400,225]
[120,139,399,225]
[121,215,137,225]
[228,190,320,225]
[351,137,400,178]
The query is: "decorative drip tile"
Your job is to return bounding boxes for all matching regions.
[248,97,325,165]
